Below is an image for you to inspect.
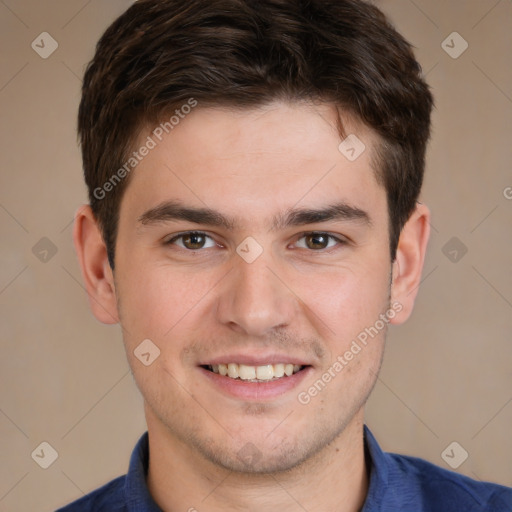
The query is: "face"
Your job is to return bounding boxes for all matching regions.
[113,102,394,472]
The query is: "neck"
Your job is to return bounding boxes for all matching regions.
[145,407,369,512]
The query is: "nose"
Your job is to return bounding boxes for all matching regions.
[215,251,298,337]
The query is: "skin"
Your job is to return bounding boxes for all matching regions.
[74,101,430,512]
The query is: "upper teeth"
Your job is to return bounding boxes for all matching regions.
[210,363,302,381]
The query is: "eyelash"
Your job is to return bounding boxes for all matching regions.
[164,231,348,252]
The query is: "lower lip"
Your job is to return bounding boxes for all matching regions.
[199,366,313,401]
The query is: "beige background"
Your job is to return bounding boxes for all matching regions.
[1,0,511,510]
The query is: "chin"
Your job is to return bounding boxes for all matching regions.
[189,424,338,475]
[200,442,308,475]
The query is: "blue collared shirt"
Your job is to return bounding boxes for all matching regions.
[56,426,512,511]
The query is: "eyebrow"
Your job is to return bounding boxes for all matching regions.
[138,200,371,230]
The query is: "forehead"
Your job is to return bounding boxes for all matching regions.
[122,101,386,227]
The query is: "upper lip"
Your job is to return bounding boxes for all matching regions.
[200,353,311,367]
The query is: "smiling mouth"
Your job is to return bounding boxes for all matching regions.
[202,363,307,382]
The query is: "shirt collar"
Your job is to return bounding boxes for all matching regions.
[123,426,389,511]
[361,425,390,511]
[124,432,162,511]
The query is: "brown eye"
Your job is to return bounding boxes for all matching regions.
[305,233,329,250]
[294,232,344,251]
[167,232,216,250]
[182,233,207,249]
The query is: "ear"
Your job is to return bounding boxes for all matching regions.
[73,205,119,324]
[389,203,430,324]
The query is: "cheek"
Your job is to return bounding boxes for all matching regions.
[301,268,389,316]
[115,260,220,341]
[294,263,391,334]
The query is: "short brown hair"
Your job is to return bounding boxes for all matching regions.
[78,0,434,267]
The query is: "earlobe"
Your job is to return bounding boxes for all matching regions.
[73,205,120,324]
[389,203,430,324]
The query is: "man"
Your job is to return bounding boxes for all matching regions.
[60,0,512,510]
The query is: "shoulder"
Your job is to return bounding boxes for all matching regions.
[55,475,127,512]
[388,452,512,511]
